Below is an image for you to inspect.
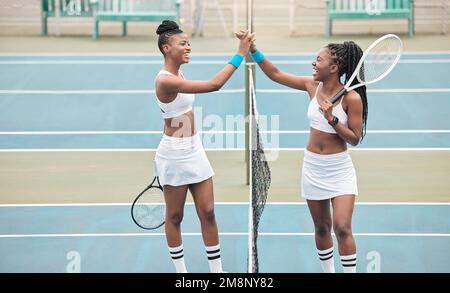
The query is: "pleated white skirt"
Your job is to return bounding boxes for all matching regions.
[301,149,358,200]
[154,133,214,187]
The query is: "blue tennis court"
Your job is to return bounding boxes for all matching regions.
[0,203,449,272]
[0,53,449,272]
[0,53,449,149]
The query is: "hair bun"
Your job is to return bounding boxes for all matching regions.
[156,20,180,35]
[343,41,350,51]
[343,41,357,52]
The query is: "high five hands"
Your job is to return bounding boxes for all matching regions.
[235,30,256,55]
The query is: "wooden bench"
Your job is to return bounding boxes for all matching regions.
[90,0,181,40]
[326,0,414,38]
[41,0,93,35]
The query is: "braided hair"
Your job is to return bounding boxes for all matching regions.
[327,41,368,141]
[156,20,183,55]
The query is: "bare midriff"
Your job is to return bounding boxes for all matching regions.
[306,128,347,154]
[163,110,196,137]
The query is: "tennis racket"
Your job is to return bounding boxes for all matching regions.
[131,176,165,230]
[329,34,403,104]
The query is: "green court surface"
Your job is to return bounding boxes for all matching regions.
[0,150,449,204]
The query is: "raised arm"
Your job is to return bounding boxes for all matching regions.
[252,52,314,92]
[158,31,255,95]
[236,30,315,92]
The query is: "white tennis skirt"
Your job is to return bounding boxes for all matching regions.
[301,149,358,200]
[154,133,214,187]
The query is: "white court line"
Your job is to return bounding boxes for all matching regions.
[0,148,245,152]
[1,59,450,65]
[1,203,448,238]
[0,90,156,94]
[0,202,249,207]
[0,53,163,56]
[263,130,450,134]
[0,148,449,152]
[246,51,450,56]
[266,51,450,56]
[401,51,450,55]
[0,130,245,135]
[264,59,450,64]
[1,51,450,56]
[2,88,450,94]
[267,148,450,151]
[0,61,166,64]
[1,202,449,207]
[0,53,235,57]
[1,130,449,135]
[0,232,246,238]
[368,88,450,93]
[0,232,448,238]
[257,88,450,93]
[0,89,244,94]
[0,60,228,65]
[265,202,450,205]
[259,233,450,237]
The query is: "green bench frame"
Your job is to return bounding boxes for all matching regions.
[326,0,414,38]
[41,0,93,35]
[91,0,181,40]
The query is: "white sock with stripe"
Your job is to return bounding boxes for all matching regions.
[340,253,357,273]
[168,244,188,273]
[205,244,223,273]
[317,246,335,273]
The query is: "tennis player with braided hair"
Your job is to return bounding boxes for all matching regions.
[242,33,367,273]
[154,20,254,273]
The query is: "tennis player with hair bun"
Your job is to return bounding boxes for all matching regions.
[239,31,367,273]
[154,20,254,273]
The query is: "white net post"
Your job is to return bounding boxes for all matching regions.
[246,0,255,273]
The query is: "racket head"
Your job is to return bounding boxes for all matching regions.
[356,34,403,86]
[131,177,165,230]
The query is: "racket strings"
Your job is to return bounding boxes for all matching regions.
[136,203,161,215]
[358,36,402,83]
[132,186,165,229]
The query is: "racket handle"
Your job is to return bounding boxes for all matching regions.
[330,88,347,104]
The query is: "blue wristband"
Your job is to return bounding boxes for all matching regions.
[228,54,244,69]
[251,50,265,63]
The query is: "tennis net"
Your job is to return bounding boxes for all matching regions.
[248,66,271,273]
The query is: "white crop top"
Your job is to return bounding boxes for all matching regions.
[155,70,195,119]
[307,82,348,134]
